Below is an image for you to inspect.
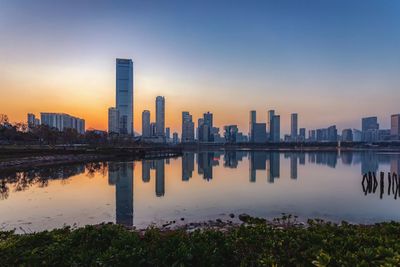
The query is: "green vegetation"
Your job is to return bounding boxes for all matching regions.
[1,216,400,266]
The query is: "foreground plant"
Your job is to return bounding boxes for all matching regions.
[1,217,400,266]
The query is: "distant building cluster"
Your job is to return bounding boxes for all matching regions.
[26,112,85,134]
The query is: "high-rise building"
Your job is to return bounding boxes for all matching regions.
[391,114,400,140]
[342,129,353,142]
[253,123,267,143]
[267,110,275,139]
[249,110,256,142]
[361,116,379,142]
[155,96,165,137]
[327,125,338,141]
[309,130,316,141]
[116,58,134,135]
[27,113,36,129]
[108,108,120,134]
[198,112,213,142]
[291,113,298,141]
[41,113,85,134]
[270,115,280,142]
[141,110,151,138]
[353,129,362,142]
[224,125,239,143]
[150,122,156,137]
[182,111,195,142]
[299,128,306,141]
[172,132,179,143]
[165,127,170,140]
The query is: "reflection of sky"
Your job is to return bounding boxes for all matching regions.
[1,1,400,133]
[1,151,400,232]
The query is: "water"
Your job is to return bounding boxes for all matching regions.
[1,150,400,233]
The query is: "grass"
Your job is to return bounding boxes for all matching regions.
[1,216,400,266]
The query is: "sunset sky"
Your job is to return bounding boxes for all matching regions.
[1,0,399,134]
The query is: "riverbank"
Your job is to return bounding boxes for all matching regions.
[1,215,400,266]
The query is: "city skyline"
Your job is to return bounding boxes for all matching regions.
[1,1,400,134]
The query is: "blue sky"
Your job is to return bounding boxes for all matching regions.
[0,0,399,133]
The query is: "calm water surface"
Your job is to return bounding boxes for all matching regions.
[1,150,400,233]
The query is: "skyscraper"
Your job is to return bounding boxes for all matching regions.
[361,117,379,142]
[249,110,256,142]
[270,115,280,142]
[165,127,170,140]
[391,114,400,140]
[155,96,165,137]
[267,110,275,141]
[299,128,306,141]
[108,107,120,134]
[141,110,151,138]
[116,58,134,135]
[182,111,195,142]
[291,113,298,141]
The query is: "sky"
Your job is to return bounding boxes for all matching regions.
[0,0,399,135]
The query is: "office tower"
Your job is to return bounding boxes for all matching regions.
[109,162,134,227]
[150,122,156,137]
[391,114,400,140]
[299,128,306,141]
[352,129,362,142]
[253,123,267,143]
[155,159,165,197]
[224,125,239,143]
[270,115,280,142]
[182,111,195,142]
[155,96,165,137]
[291,113,298,141]
[108,107,120,134]
[116,58,134,135]
[27,113,36,128]
[362,117,379,132]
[267,110,275,140]
[342,129,353,142]
[173,132,179,143]
[165,127,170,140]
[249,110,256,142]
[203,111,213,141]
[40,113,85,134]
[141,110,151,137]
[309,130,316,141]
[327,125,338,141]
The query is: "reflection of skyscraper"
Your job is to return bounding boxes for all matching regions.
[341,152,353,165]
[182,152,195,181]
[142,160,151,182]
[290,154,297,179]
[249,152,267,182]
[361,151,378,175]
[109,162,134,227]
[390,155,400,174]
[268,152,280,183]
[299,153,306,165]
[197,152,214,181]
[155,159,165,197]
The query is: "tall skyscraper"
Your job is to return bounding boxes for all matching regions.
[291,113,298,141]
[249,110,256,142]
[155,96,165,137]
[271,115,280,142]
[391,114,400,140]
[267,110,275,140]
[116,58,134,135]
[198,111,213,142]
[141,110,151,138]
[108,108,120,134]
[361,116,379,142]
[182,111,195,142]
[253,123,267,143]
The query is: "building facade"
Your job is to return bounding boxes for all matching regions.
[108,108,120,134]
[116,58,134,135]
[41,113,85,134]
[142,110,151,138]
[155,96,165,137]
[391,114,400,140]
[291,113,298,141]
[182,111,195,142]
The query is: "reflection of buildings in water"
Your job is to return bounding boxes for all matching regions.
[361,151,379,175]
[299,153,306,165]
[224,151,246,168]
[197,152,216,181]
[182,152,194,181]
[108,162,134,227]
[249,151,267,182]
[290,154,298,179]
[155,159,165,197]
[142,160,151,183]
[166,158,170,165]
[340,151,353,165]
[268,152,280,183]
[308,152,337,168]
[391,155,400,175]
